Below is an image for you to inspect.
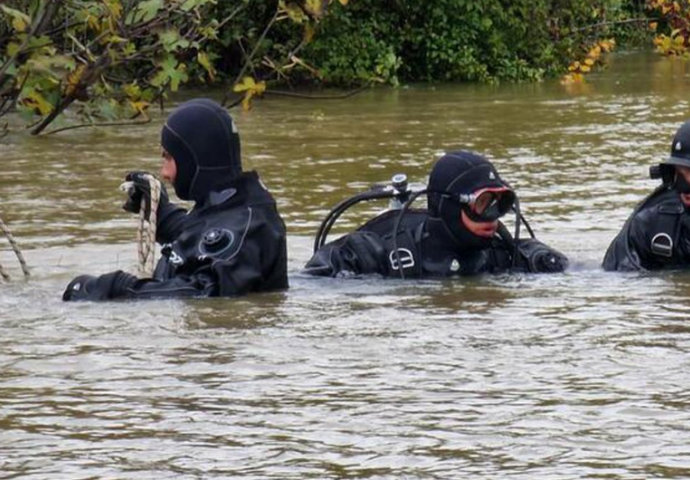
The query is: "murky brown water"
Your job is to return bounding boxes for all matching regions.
[2,51,690,479]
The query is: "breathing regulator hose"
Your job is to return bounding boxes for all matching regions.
[0,217,30,282]
[313,188,397,253]
[119,175,161,278]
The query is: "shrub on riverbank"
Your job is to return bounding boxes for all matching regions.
[298,0,652,85]
[0,0,659,135]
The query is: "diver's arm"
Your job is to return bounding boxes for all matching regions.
[493,223,568,273]
[62,270,214,301]
[304,231,389,277]
[155,201,188,244]
[513,238,569,273]
[62,247,266,301]
[623,215,657,270]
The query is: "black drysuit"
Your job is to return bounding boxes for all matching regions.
[603,187,690,271]
[304,209,568,278]
[63,172,288,300]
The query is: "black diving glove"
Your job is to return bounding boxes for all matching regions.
[122,171,169,220]
[516,239,569,273]
[63,271,138,302]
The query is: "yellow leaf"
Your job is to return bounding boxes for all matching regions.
[584,58,595,66]
[233,76,256,93]
[305,0,324,18]
[338,0,349,4]
[106,0,123,19]
[12,17,27,32]
[580,65,591,73]
[280,1,308,24]
[129,100,150,115]
[123,82,142,99]
[7,42,21,57]
[304,23,315,43]
[241,91,254,111]
[24,91,53,115]
[0,6,31,32]
[197,51,216,81]
[65,65,86,97]
[649,22,658,31]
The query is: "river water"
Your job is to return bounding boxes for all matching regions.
[2,51,690,479]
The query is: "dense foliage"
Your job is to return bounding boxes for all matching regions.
[649,0,690,55]
[0,0,345,134]
[299,0,650,85]
[0,0,667,135]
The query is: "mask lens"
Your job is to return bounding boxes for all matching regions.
[473,191,500,216]
[465,188,514,221]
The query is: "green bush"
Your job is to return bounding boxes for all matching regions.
[297,0,651,85]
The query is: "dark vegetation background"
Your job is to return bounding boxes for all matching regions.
[0,0,677,134]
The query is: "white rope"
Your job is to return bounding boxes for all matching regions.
[120,175,161,278]
[0,217,30,282]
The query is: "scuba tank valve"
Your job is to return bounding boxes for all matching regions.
[388,173,409,210]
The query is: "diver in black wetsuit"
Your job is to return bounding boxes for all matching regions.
[304,150,568,278]
[603,120,690,271]
[63,98,288,301]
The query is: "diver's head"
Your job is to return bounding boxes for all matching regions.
[427,151,515,248]
[161,98,242,202]
[652,120,690,205]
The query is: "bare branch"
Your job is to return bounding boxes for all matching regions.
[43,117,151,135]
[264,85,370,100]
[574,17,656,32]
[222,5,280,106]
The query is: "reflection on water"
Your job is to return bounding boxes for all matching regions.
[2,51,690,479]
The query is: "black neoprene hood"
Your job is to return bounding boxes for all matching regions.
[665,120,690,169]
[424,150,515,250]
[161,98,242,202]
[427,150,507,215]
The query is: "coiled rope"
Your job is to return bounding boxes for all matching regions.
[0,217,30,282]
[120,175,161,278]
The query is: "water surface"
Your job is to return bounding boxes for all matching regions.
[2,51,690,479]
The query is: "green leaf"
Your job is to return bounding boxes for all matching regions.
[158,29,191,52]
[27,35,53,50]
[179,0,216,12]
[151,55,189,91]
[7,42,22,57]
[1,6,31,33]
[122,42,137,57]
[126,0,163,25]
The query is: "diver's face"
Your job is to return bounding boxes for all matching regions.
[676,166,690,207]
[160,148,177,184]
[460,210,498,238]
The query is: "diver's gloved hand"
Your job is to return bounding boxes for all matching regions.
[122,171,169,220]
[62,274,99,301]
[63,271,138,302]
[530,249,568,273]
[516,239,569,273]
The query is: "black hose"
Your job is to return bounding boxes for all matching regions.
[313,189,395,253]
[391,189,431,279]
